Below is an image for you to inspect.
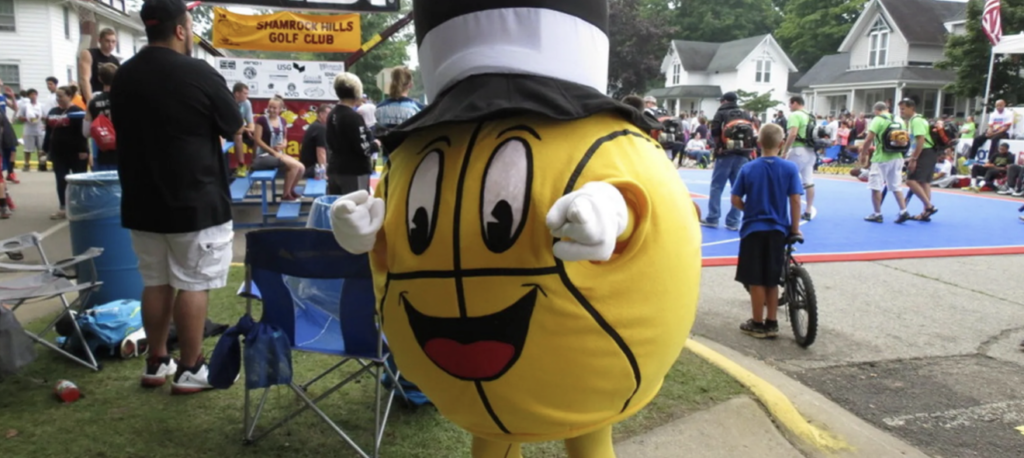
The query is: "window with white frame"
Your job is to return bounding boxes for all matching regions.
[0,0,15,32]
[756,59,772,83]
[0,64,20,91]
[63,7,70,39]
[672,62,680,86]
[868,16,890,68]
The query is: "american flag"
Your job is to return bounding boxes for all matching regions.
[983,0,1003,46]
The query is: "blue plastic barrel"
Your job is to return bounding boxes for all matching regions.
[307,195,339,230]
[65,171,143,308]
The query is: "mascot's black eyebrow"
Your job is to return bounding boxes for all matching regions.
[416,136,451,155]
[496,125,541,140]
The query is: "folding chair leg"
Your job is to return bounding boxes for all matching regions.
[301,358,350,391]
[374,362,382,458]
[290,382,371,458]
[246,363,375,445]
[13,292,101,371]
[243,387,272,443]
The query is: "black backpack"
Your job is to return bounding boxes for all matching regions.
[879,114,911,154]
[795,111,816,144]
[719,109,758,151]
[916,115,958,149]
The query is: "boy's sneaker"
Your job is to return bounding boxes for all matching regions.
[1013,190,1024,197]
[141,355,178,388]
[801,212,812,221]
[764,320,779,338]
[5,172,18,184]
[864,214,883,223]
[740,319,768,339]
[171,356,214,395]
[895,211,911,224]
[0,207,10,219]
[700,219,717,228]
[998,187,1013,195]
[725,225,739,232]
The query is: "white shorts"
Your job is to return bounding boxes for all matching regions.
[22,134,43,153]
[787,147,816,187]
[867,159,905,192]
[130,221,234,291]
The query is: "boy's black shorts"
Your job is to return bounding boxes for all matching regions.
[735,230,786,287]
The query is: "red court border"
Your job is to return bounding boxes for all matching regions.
[702,245,1024,267]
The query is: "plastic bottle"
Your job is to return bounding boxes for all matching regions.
[54,380,81,403]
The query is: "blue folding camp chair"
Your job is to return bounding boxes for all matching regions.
[235,228,406,458]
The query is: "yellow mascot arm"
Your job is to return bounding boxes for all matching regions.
[605,179,649,256]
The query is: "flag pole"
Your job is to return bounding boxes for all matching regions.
[981,47,996,126]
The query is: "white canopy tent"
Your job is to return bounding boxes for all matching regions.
[980,33,1024,127]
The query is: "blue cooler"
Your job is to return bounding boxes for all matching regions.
[307,195,339,230]
[65,171,143,308]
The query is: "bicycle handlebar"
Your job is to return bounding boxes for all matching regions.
[787,234,804,245]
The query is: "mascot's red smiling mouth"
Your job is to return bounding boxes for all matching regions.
[401,286,541,382]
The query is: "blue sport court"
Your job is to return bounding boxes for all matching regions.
[678,169,1024,267]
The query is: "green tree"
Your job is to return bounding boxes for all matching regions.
[938,0,1024,109]
[608,0,678,98]
[775,0,866,71]
[668,0,782,42]
[737,89,783,113]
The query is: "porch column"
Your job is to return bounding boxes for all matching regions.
[936,89,943,118]
[894,85,903,107]
[849,88,856,114]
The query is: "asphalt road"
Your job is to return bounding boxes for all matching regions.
[694,254,1024,458]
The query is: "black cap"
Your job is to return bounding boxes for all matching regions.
[140,0,192,28]
[720,92,738,103]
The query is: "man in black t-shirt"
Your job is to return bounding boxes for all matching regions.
[79,28,121,103]
[326,73,376,195]
[111,0,243,395]
[300,104,331,178]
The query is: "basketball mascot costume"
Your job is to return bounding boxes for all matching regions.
[329,0,701,456]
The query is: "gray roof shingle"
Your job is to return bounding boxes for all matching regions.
[794,55,955,89]
[670,35,769,72]
[880,0,966,45]
[794,54,851,89]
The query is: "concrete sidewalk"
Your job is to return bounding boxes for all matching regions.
[616,336,931,458]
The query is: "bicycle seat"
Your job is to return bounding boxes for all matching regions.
[787,234,804,245]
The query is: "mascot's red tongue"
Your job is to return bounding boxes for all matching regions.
[423,338,515,380]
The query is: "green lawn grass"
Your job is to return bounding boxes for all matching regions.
[0,268,744,458]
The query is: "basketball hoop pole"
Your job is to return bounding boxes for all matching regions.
[345,11,413,69]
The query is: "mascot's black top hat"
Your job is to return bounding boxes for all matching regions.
[382,0,659,149]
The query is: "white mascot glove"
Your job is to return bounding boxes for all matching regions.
[546,181,629,262]
[329,190,385,254]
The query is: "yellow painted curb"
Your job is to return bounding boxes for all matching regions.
[230,262,244,267]
[686,340,852,453]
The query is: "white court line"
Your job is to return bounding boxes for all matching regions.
[39,221,69,240]
[700,202,810,247]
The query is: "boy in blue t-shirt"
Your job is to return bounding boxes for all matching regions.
[730,123,804,339]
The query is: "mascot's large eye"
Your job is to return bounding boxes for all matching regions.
[407,151,443,255]
[480,139,532,253]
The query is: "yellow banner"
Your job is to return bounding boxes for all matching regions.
[212,7,361,53]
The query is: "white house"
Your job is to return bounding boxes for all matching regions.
[647,34,799,119]
[793,0,971,118]
[0,0,230,117]
[0,0,149,100]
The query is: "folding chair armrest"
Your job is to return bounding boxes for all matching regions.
[0,232,42,255]
[0,248,104,272]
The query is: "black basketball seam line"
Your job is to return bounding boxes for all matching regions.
[504,444,513,458]
[558,129,646,414]
[453,121,484,318]
[476,380,511,434]
[389,266,560,281]
[379,277,391,328]
[479,137,533,254]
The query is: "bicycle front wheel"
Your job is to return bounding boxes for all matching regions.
[787,265,818,347]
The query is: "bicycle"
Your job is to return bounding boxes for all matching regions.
[742,234,818,347]
[781,234,817,347]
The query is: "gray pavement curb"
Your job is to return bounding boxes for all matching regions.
[693,336,932,458]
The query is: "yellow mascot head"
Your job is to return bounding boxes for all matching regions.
[333,0,701,455]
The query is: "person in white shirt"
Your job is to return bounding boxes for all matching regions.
[931,149,956,188]
[966,99,1013,161]
[684,133,711,168]
[15,89,46,172]
[357,94,377,129]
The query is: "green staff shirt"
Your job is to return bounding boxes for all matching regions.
[909,115,934,150]
[786,110,811,147]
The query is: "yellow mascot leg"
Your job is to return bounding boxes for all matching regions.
[471,435,523,458]
[564,425,615,458]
